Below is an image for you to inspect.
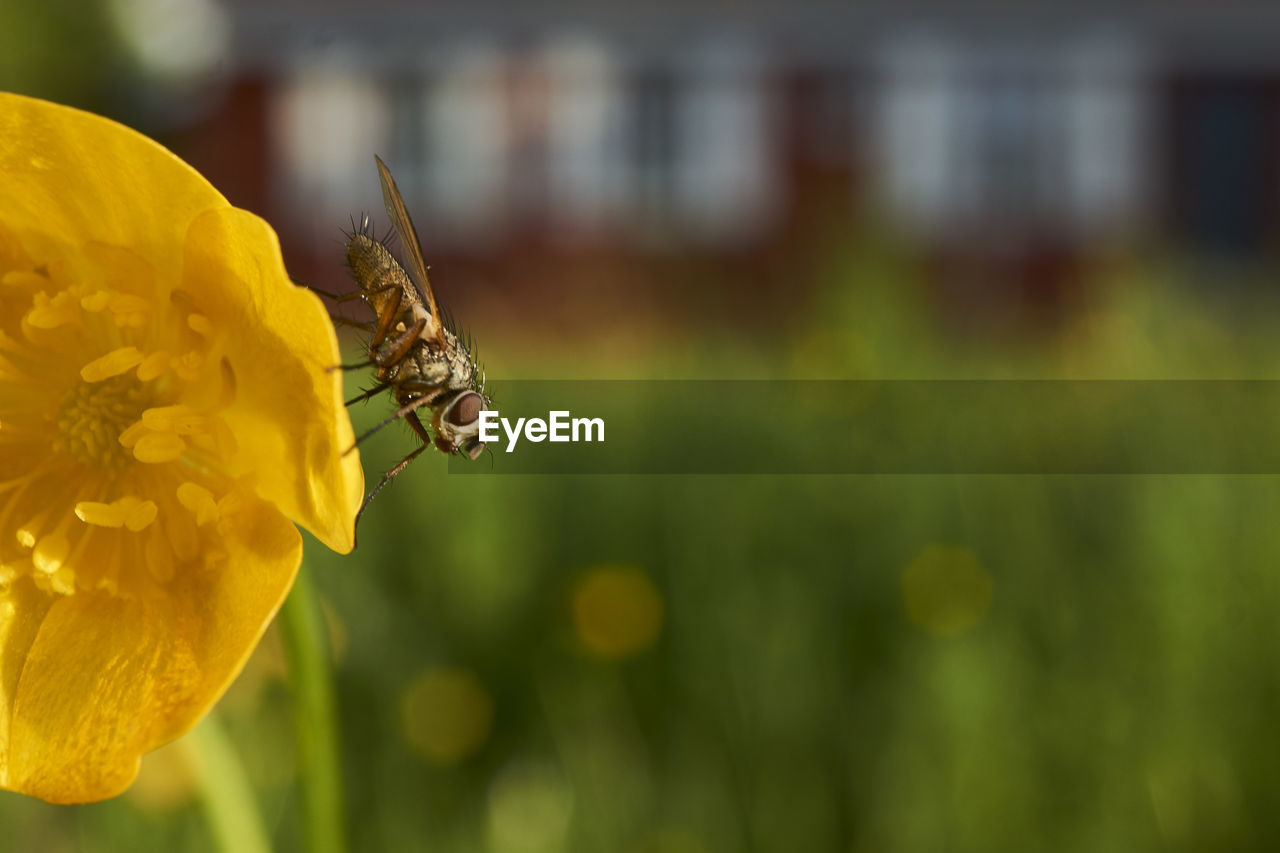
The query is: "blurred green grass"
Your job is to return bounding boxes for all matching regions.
[8,230,1280,853]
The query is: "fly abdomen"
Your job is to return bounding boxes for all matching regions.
[346,232,420,322]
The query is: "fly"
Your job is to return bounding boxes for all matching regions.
[327,155,490,529]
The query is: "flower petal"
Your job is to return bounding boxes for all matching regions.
[0,93,226,271]
[4,496,302,803]
[0,580,55,785]
[181,207,363,553]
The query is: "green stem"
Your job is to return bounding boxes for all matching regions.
[193,713,272,853]
[278,560,347,853]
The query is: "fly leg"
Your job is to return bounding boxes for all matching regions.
[332,316,375,333]
[289,276,346,301]
[368,285,403,352]
[327,359,377,373]
[345,382,393,407]
[371,314,427,370]
[351,409,434,545]
[343,391,439,455]
[324,283,409,373]
[292,277,383,308]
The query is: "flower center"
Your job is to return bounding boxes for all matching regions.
[53,376,153,469]
[0,248,240,599]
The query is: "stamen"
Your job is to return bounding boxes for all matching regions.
[118,419,148,449]
[26,290,80,329]
[187,313,213,336]
[136,350,171,381]
[108,293,150,316]
[49,566,76,595]
[32,532,70,575]
[125,499,158,531]
[81,290,112,312]
[80,289,150,327]
[173,351,203,382]
[57,376,153,467]
[141,405,206,435]
[132,431,186,463]
[177,482,219,526]
[217,490,244,517]
[75,497,158,531]
[75,501,129,528]
[2,270,47,290]
[81,347,145,382]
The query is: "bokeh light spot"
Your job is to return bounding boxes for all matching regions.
[571,565,664,659]
[901,545,992,636]
[486,760,574,853]
[401,667,494,765]
[109,0,230,82]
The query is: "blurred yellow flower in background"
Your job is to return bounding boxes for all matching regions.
[0,93,363,803]
[571,565,663,660]
[901,545,993,637]
[401,666,494,765]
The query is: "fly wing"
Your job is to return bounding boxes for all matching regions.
[375,155,446,346]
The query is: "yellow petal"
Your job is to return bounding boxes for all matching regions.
[4,497,301,803]
[0,581,55,782]
[182,208,363,553]
[0,93,226,267]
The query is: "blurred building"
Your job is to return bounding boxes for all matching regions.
[161,3,1280,322]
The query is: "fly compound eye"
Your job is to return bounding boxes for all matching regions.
[445,391,483,427]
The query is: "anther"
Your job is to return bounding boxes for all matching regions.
[132,432,186,464]
[32,533,70,575]
[26,291,79,329]
[177,482,219,526]
[137,350,171,381]
[187,314,214,336]
[81,347,145,382]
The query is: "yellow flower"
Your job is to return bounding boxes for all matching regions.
[0,93,363,803]
[571,565,663,660]
[400,666,494,765]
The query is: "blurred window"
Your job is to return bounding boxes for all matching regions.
[544,38,628,235]
[272,68,391,229]
[629,71,678,232]
[875,38,963,234]
[422,44,509,244]
[1168,78,1279,257]
[672,46,777,245]
[876,36,1147,246]
[1062,40,1149,240]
